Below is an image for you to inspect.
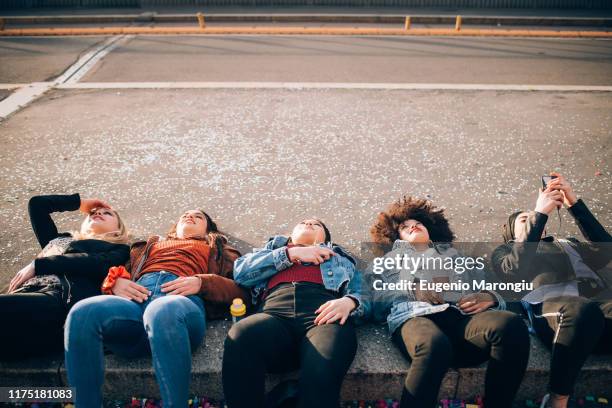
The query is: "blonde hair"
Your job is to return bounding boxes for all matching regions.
[72,209,130,244]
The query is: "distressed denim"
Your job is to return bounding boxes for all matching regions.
[64,271,206,408]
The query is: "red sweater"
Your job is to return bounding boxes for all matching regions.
[267,245,324,290]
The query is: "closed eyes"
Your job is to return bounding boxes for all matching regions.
[301,221,322,228]
[182,213,204,219]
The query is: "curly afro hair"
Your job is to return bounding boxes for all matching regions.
[370,196,456,245]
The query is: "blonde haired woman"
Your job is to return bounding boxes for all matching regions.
[0,193,130,360]
[65,209,247,407]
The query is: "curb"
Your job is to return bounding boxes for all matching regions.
[1,26,611,37]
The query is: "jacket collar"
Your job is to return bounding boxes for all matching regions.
[264,235,356,265]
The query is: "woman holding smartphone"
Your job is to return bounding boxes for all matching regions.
[493,172,612,408]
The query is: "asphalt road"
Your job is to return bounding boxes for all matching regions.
[0,36,106,83]
[1,88,610,286]
[84,36,612,84]
[0,34,610,287]
[1,35,611,84]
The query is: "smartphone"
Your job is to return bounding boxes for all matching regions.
[541,175,557,189]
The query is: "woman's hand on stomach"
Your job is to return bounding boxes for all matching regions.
[161,276,202,296]
[314,297,357,325]
[113,278,150,303]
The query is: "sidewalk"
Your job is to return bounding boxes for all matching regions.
[1,321,611,400]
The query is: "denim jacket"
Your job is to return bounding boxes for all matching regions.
[233,235,365,318]
[362,240,506,335]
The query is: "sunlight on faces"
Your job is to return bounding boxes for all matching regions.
[513,211,546,242]
[291,219,326,245]
[513,212,530,242]
[176,210,208,239]
[81,208,120,235]
[398,219,430,244]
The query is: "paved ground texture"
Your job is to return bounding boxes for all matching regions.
[82,36,612,85]
[0,31,611,405]
[1,87,610,286]
[0,36,106,83]
[0,34,610,288]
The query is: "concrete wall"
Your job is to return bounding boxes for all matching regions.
[1,0,611,10]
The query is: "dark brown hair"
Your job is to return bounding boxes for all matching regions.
[370,196,455,245]
[288,217,332,244]
[167,210,227,260]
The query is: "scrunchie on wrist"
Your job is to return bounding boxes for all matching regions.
[101,265,131,295]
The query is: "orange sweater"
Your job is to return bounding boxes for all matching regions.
[128,236,250,320]
[139,239,210,279]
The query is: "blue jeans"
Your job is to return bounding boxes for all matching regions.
[64,271,206,408]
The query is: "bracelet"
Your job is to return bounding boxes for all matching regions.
[101,266,130,295]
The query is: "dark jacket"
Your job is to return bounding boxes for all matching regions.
[492,199,611,289]
[127,235,250,320]
[29,193,130,310]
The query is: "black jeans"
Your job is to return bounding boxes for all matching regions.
[392,308,530,408]
[0,292,66,361]
[531,294,612,396]
[222,282,357,408]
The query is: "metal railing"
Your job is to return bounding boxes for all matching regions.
[2,0,612,10]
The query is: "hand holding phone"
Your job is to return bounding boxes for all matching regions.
[541,175,558,190]
[544,172,578,207]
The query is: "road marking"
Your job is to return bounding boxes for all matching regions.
[55,35,130,84]
[56,82,612,92]
[0,82,53,119]
[0,84,27,90]
[0,35,127,120]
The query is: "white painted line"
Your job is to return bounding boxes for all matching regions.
[55,35,130,85]
[0,84,27,90]
[56,82,612,92]
[0,82,54,120]
[0,35,127,120]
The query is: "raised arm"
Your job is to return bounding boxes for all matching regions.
[28,193,81,248]
[568,199,612,243]
[493,185,564,280]
[546,173,611,269]
[492,211,547,281]
[546,172,611,242]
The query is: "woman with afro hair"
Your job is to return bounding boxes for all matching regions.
[363,196,530,408]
